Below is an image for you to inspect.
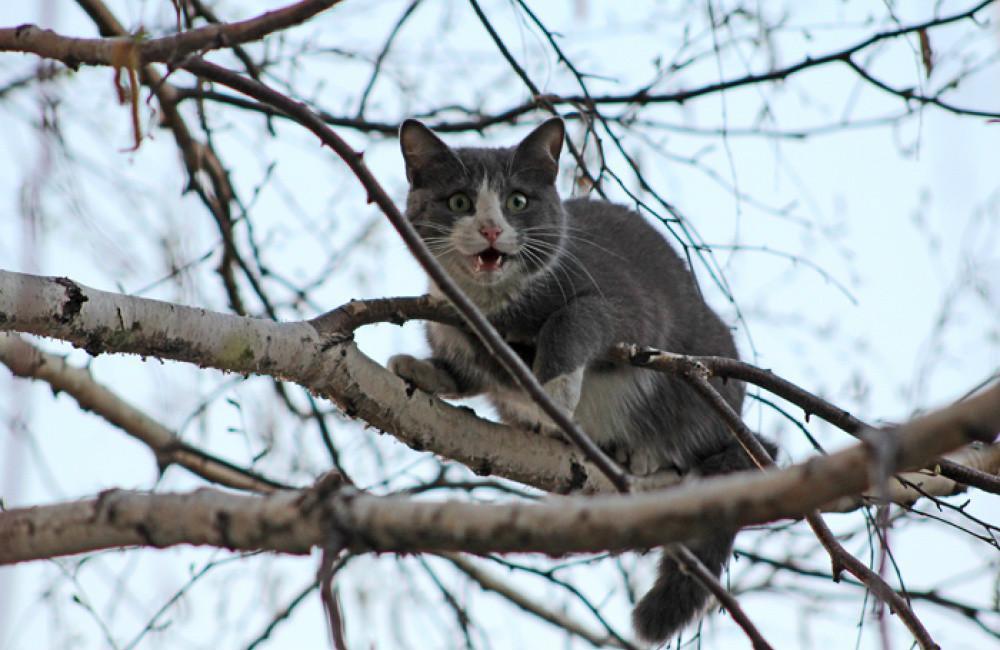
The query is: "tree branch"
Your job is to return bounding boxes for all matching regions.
[318,297,1000,504]
[1,383,995,564]
[659,357,955,648]
[0,270,630,494]
[0,1,342,68]
[6,274,988,511]
[161,0,1000,133]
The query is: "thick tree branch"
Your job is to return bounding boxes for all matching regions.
[317,297,1000,502]
[823,443,1000,512]
[5,275,988,509]
[0,270,629,494]
[1,382,996,565]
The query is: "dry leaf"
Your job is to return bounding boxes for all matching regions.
[918,28,933,77]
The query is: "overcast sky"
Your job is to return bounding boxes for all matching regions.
[1,2,998,649]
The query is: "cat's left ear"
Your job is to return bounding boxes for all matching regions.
[512,117,564,184]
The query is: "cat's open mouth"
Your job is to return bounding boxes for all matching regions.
[472,248,506,273]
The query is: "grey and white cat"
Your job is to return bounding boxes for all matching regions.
[389,118,774,644]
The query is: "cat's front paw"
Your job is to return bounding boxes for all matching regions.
[387,354,459,395]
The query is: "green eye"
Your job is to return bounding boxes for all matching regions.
[506,192,529,212]
[447,193,471,213]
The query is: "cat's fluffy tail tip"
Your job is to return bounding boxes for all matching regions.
[631,542,728,645]
[631,579,707,645]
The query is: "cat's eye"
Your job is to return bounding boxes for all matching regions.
[506,192,529,212]
[447,193,472,213]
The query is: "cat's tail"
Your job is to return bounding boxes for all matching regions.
[632,531,734,643]
[632,437,778,644]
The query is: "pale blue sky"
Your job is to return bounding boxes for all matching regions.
[1,2,997,648]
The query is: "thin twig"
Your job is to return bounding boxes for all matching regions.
[355,0,423,117]
[245,580,319,650]
[735,548,999,637]
[443,552,634,649]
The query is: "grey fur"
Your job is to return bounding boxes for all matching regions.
[393,119,772,644]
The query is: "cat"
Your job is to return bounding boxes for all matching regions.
[389,117,774,644]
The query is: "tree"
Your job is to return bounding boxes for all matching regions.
[1,1,998,648]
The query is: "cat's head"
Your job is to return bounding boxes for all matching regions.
[399,119,566,295]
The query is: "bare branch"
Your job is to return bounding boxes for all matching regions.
[162,0,1000,135]
[735,548,1000,634]
[803,512,938,649]
[245,580,319,650]
[653,356,957,648]
[0,270,627,494]
[318,549,349,650]
[824,443,1000,512]
[0,1,343,69]
[1,383,995,564]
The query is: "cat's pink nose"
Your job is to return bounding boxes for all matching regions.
[479,225,502,244]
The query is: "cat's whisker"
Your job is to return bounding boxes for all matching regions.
[523,238,609,303]
[521,241,584,307]
[521,226,630,263]
[517,244,570,305]
[418,223,454,234]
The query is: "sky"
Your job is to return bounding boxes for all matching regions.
[0,1,998,649]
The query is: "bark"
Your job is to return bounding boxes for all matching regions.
[1,381,996,564]
[0,270,630,494]
[0,1,342,68]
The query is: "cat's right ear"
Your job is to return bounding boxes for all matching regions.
[399,120,456,185]
[511,117,565,185]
